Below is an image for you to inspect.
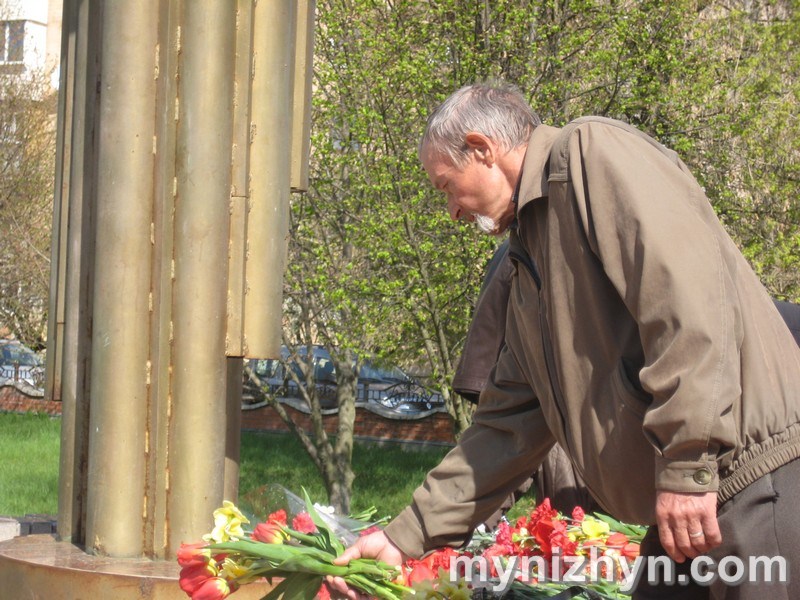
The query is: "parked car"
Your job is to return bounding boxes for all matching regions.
[243,345,441,413]
[0,339,45,388]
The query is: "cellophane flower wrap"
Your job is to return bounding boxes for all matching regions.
[178,492,646,600]
[178,488,408,600]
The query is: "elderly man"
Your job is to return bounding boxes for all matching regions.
[335,82,800,599]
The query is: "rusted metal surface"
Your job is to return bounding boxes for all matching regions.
[84,0,160,558]
[54,0,102,549]
[167,0,237,555]
[243,0,296,360]
[0,535,274,599]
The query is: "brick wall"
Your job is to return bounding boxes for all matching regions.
[0,384,457,446]
[0,383,60,416]
[241,401,457,446]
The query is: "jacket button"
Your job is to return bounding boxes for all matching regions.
[693,468,713,485]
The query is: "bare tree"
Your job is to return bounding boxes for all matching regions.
[0,54,56,348]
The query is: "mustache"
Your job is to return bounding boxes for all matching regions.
[473,213,498,234]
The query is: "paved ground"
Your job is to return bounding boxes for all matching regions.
[0,515,57,542]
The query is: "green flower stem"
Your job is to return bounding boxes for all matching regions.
[345,573,408,600]
[347,558,399,577]
[281,527,330,550]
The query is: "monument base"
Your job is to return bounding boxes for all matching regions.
[0,534,274,599]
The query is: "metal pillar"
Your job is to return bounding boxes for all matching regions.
[243,0,297,359]
[50,0,101,546]
[46,0,314,559]
[167,0,237,552]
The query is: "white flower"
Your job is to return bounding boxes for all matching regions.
[313,503,336,515]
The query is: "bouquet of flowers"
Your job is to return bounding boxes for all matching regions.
[177,489,646,600]
[401,499,645,599]
[178,488,408,599]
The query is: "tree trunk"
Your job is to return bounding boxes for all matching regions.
[329,353,357,514]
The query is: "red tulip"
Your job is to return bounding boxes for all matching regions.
[605,532,629,549]
[177,542,212,567]
[252,521,286,544]
[622,542,640,559]
[407,562,437,586]
[191,576,235,600]
[179,562,218,595]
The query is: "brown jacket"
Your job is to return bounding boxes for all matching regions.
[451,240,513,403]
[452,238,599,515]
[385,117,800,557]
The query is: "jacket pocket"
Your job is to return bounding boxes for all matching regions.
[611,359,651,419]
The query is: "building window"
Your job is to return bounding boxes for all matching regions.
[0,21,25,63]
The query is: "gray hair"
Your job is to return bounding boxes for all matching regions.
[420,82,540,167]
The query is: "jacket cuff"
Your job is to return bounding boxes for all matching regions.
[383,505,427,559]
[654,456,719,493]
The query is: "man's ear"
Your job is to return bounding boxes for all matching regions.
[464,132,495,165]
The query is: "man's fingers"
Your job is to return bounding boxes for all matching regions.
[325,575,362,600]
[332,545,361,566]
[328,543,364,598]
[684,513,721,555]
[700,513,722,548]
[674,528,703,560]
[327,532,403,598]
[655,490,722,563]
[658,525,688,564]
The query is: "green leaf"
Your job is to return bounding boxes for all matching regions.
[261,574,323,600]
[302,487,346,556]
[590,513,648,543]
[210,539,336,566]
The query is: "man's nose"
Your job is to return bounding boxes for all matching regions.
[447,197,461,221]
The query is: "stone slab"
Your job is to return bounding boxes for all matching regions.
[0,534,275,599]
[0,518,19,542]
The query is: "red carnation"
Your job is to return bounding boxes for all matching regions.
[571,506,585,523]
[292,511,317,534]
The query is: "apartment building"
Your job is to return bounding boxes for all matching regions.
[0,0,61,84]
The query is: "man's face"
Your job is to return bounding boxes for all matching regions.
[421,142,516,235]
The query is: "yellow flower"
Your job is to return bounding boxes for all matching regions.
[203,501,250,543]
[580,516,610,539]
[219,556,261,585]
[568,531,579,542]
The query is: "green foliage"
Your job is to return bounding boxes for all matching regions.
[688,3,800,299]
[298,0,799,372]
[281,0,799,497]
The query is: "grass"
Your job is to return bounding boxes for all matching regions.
[0,412,61,516]
[0,413,452,520]
[239,431,450,519]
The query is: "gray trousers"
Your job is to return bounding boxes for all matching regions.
[634,458,800,600]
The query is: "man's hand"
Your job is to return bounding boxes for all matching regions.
[326,530,407,599]
[655,490,721,563]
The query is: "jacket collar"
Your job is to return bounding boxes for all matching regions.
[515,124,562,213]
